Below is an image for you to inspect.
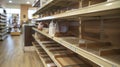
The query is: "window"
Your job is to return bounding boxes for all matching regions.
[6,8,20,25]
[28,8,36,19]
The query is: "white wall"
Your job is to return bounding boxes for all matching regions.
[4,3,20,9]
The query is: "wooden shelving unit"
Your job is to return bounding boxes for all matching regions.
[34,0,120,21]
[32,34,92,67]
[0,13,7,40]
[32,42,57,67]
[32,0,120,67]
[33,0,80,16]
[33,27,120,67]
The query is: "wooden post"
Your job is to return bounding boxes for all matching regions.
[79,0,82,8]
[79,17,82,39]
[100,17,105,42]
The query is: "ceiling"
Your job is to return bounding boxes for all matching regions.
[0,0,34,5]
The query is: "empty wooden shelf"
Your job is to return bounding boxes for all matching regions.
[32,0,120,67]
[33,27,120,67]
[33,35,92,67]
[56,56,90,67]
[32,42,57,67]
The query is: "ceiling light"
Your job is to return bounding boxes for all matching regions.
[9,0,12,3]
[26,1,30,4]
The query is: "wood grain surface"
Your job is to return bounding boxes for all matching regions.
[0,35,43,67]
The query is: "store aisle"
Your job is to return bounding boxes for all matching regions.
[0,35,43,67]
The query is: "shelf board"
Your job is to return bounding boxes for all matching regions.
[33,27,120,67]
[32,0,40,7]
[0,20,6,22]
[0,27,7,29]
[32,35,62,67]
[34,0,120,21]
[0,13,6,17]
[32,42,57,67]
[45,44,60,48]
[103,55,120,65]
[54,38,120,67]
[0,28,7,33]
[79,42,120,56]
[56,56,85,67]
[0,31,7,36]
[0,16,6,20]
[0,34,7,40]
[0,23,6,26]
[0,27,7,30]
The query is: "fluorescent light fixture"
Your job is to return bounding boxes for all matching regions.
[9,0,12,3]
[26,1,30,4]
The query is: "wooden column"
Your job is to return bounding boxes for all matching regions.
[20,4,31,25]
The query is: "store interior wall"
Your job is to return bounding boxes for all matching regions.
[4,4,20,9]
[20,4,32,25]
